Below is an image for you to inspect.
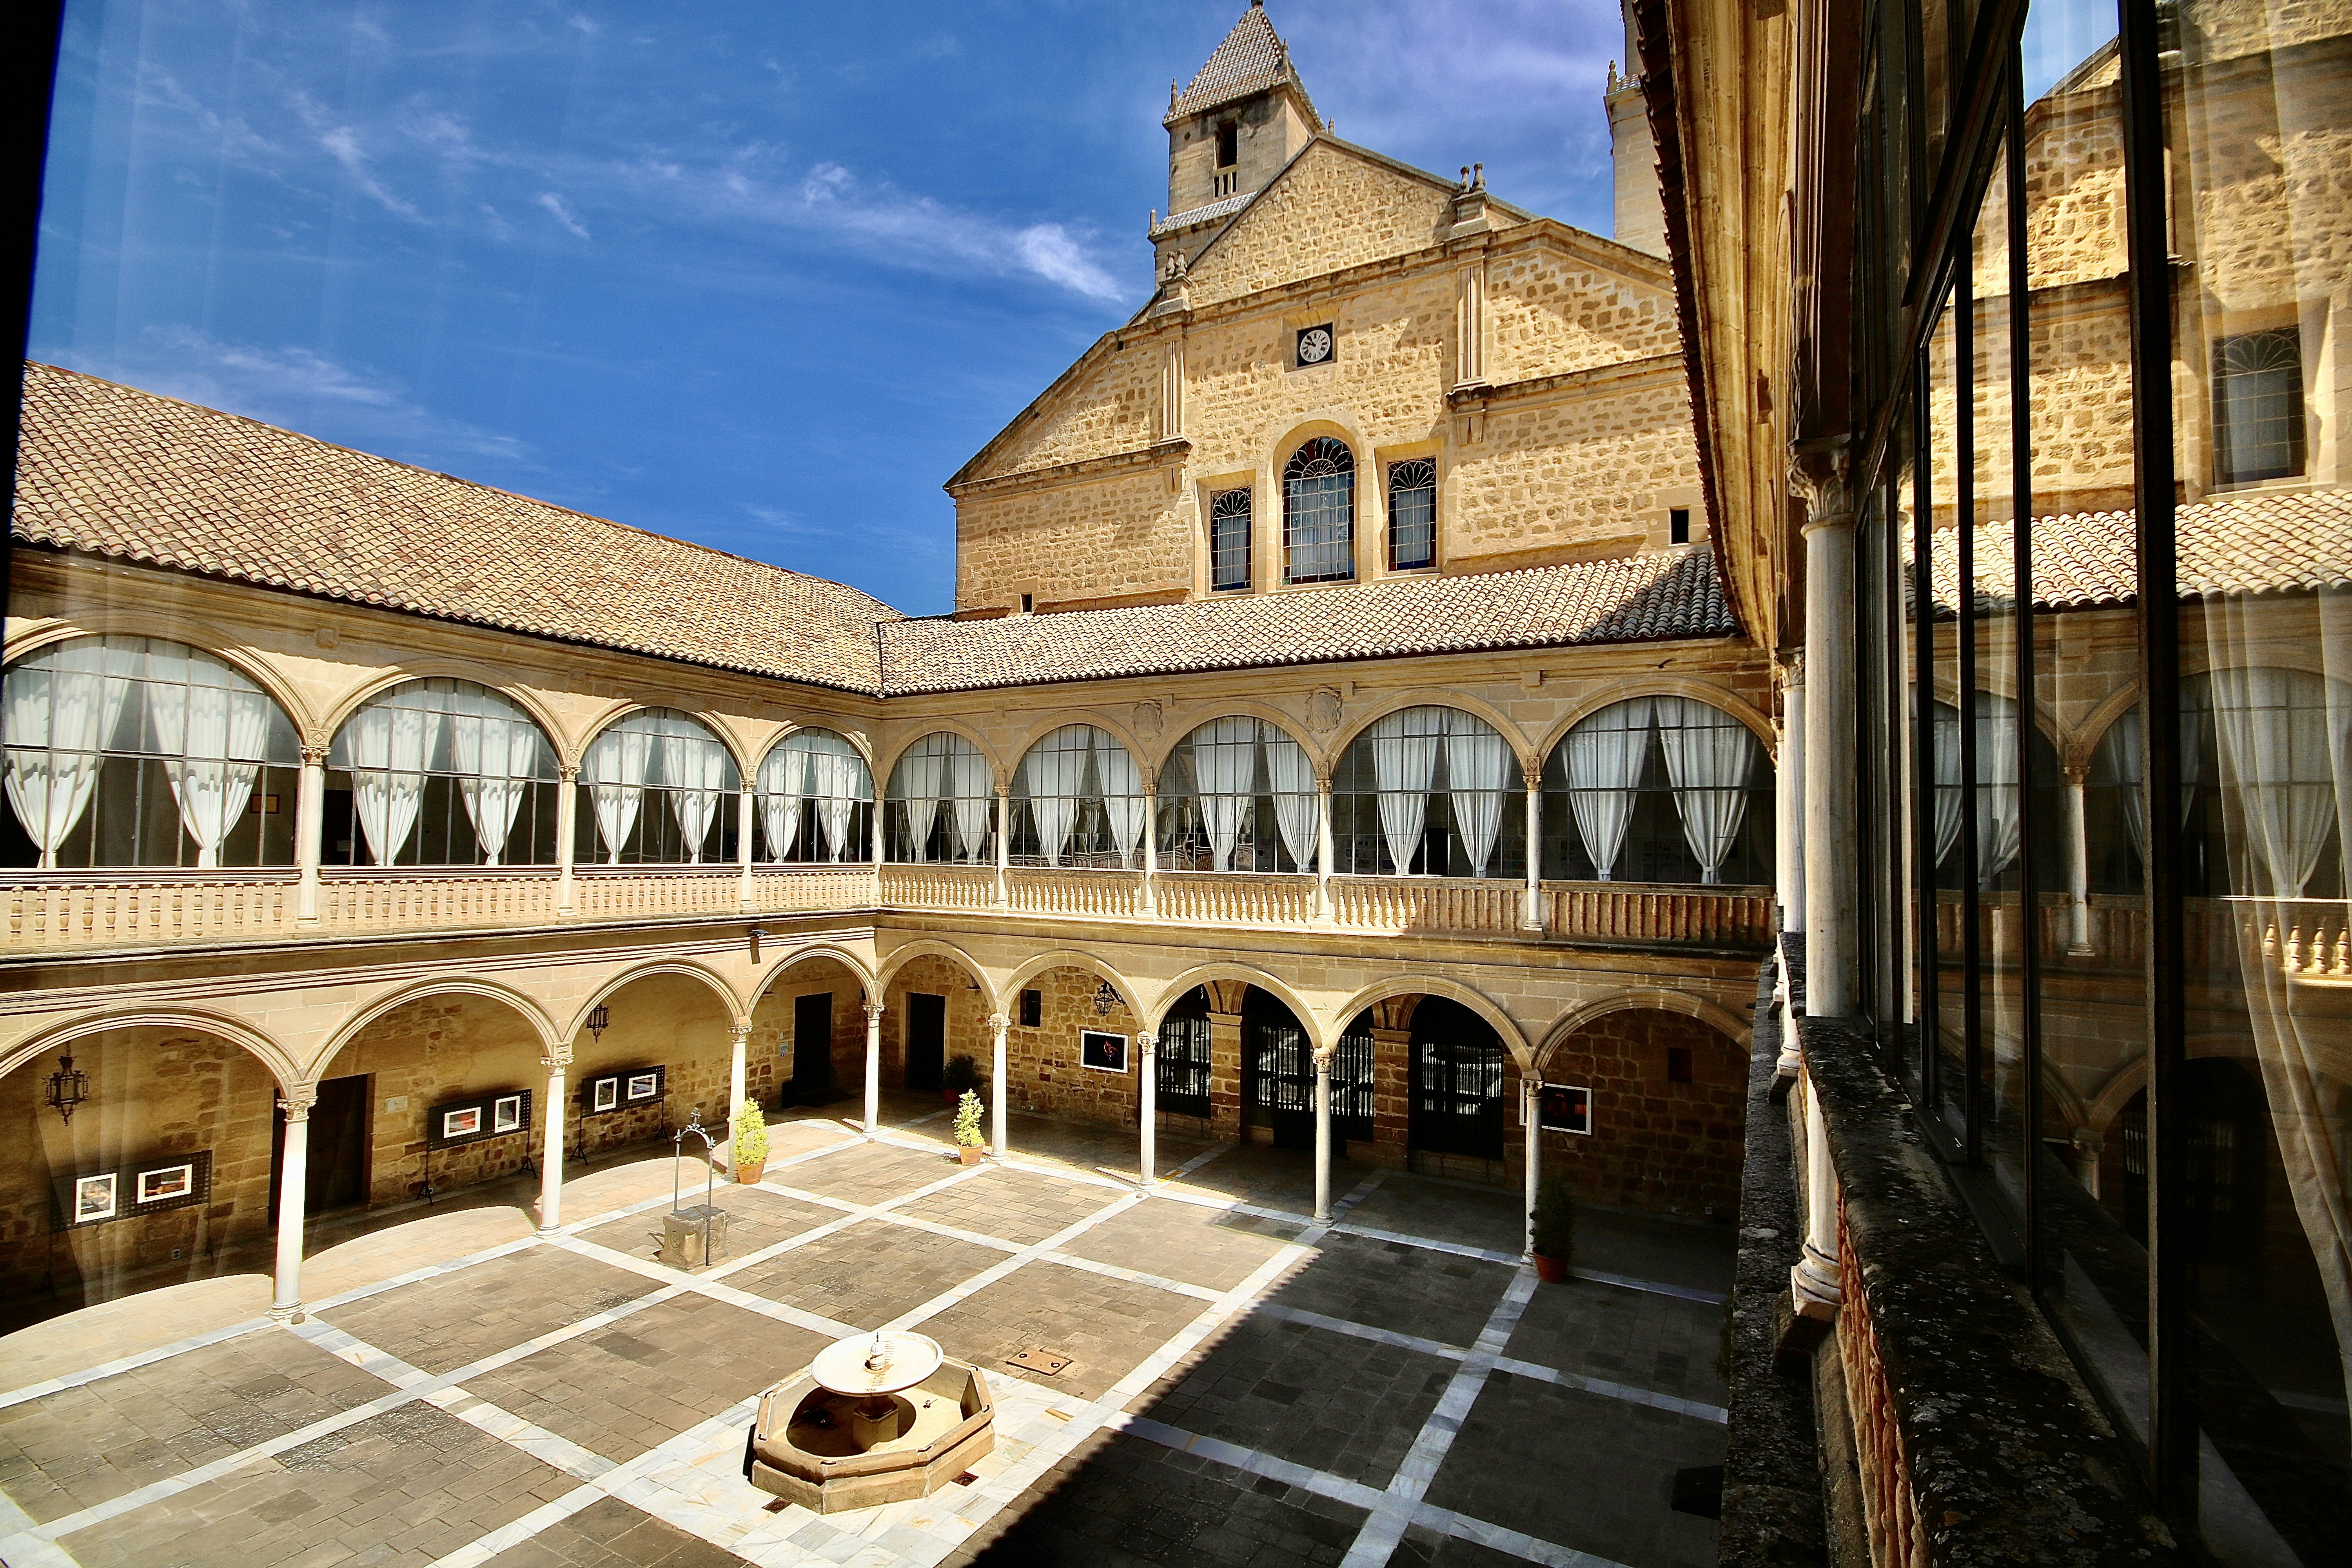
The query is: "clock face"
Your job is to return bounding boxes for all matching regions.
[1296,326,1333,365]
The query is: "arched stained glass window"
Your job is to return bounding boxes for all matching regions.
[1282,437,1355,585]
[757,728,874,863]
[326,679,558,867]
[577,708,740,866]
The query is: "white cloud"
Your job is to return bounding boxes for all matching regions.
[535,191,591,238]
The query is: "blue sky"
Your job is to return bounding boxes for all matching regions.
[32,0,1630,615]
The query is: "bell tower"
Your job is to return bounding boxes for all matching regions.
[1151,1,1324,276]
[1607,0,1666,256]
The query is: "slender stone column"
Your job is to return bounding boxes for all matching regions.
[1315,777,1336,921]
[862,1001,884,1136]
[270,1085,318,1321]
[555,764,580,915]
[737,789,756,909]
[1312,1045,1335,1222]
[1521,1075,1542,1259]
[1520,762,1544,931]
[1778,663,1806,933]
[726,1020,751,1176]
[1792,445,1857,1014]
[988,1012,1011,1158]
[1140,785,1158,917]
[294,744,327,925]
[2063,763,2094,954]
[1137,1029,1159,1186]
[1791,1071,1844,1314]
[537,1048,570,1233]
[993,787,1010,906]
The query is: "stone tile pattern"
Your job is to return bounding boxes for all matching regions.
[920,1260,1207,1404]
[1259,1232,1512,1348]
[483,1495,748,1567]
[897,1166,1121,1246]
[722,1219,1008,1330]
[1059,1200,1296,1294]
[574,1186,835,1266]
[320,1247,663,1377]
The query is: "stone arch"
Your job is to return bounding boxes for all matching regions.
[755,722,881,781]
[1924,675,2067,755]
[1330,975,1533,1069]
[313,662,568,764]
[749,943,878,1012]
[2083,1035,2276,1138]
[1537,681,1779,766]
[876,722,1008,794]
[1,622,319,749]
[1007,711,1154,782]
[997,950,1146,1024]
[1328,694,1538,781]
[1,1006,306,1093]
[1148,708,1328,788]
[876,939,999,1011]
[1146,962,1320,1038]
[575,703,754,780]
[1536,989,1753,1072]
[317,977,564,1076]
[563,960,749,1043]
[2069,682,2143,776]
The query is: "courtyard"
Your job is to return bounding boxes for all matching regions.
[0,1100,1730,1568]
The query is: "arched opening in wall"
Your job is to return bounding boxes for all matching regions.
[563,974,740,1166]
[0,1028,280,1330]
[1004,965,1140,1133]
[320,992,555,1212]
[1407,998,1506,1173]
[1157,987,1215,1128]
[1535,1006,1745,1218]
[1240,986,1321,1151]
[881,954,989,1103]
[1540,698,1775,884]
[751,956,867,1110]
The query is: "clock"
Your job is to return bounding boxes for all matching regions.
[1295,325,1334,366]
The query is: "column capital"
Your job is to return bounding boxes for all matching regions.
[539,1046,574,1071]
[729,1019,753,1042]
[1136,1029,1156,1055]
[1310,1044,1337,1071]
[1520,760,1544,793]
[300,742,330,768]
[986,1011,1011,1033]
[2061,760,2091,787]
[278,1084,319,1121]
[559,762,581,783]
[1787,434,1857,532]
[862,1000,887,1024]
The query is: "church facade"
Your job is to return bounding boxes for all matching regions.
[0,4,1773,1330]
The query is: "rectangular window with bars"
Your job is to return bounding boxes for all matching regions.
[1210,486,1252,590]
[1387,458,1435,570]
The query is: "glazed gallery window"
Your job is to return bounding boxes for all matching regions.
[884,731,995,864]
[1540,697,1772,884]
[1,634,300,869]
[576,708,739,865]
[1157,716,1319,873]
[1332,706,1523,878]
[756,728,874,863]
[324,679,558,867]
[1282,437,1355,584]
[1210,487,1252,592]
[2211,328,2305,486]
[1387,458,1436,571]
[1009,724,1145,868]
[1918,693,2061,894]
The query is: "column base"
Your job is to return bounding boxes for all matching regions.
[268,1303,306,1325]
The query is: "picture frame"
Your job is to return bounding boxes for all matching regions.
[1537,1083,1592,1136]
[74,1172,117,1225]
[625,1071,659,1102]
[1079,1030,1129,1074]
[593,1076,619,1113]
[493,1094,523,1134]
[134,1163,194,1205]
[441,1105,483,1141]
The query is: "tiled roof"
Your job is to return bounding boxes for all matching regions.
[875,549,1737,694]
[1167,3,1302,124]
[1921,488,2352,614]
[14,362,899,694]
[1152,191,1254,237]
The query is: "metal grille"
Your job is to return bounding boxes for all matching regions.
[1411,1034,1504,1159]
[1210,487,1253,590]
[1387,459,1435,570]
[1158,1011,1212,1118]
[1282,437,1355,584]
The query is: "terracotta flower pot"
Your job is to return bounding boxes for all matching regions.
[958,1144,987,1165]
[1532,1251,1571,1284]
[735,1158,766,1185]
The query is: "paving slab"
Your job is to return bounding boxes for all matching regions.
[573,1186,838,1267]
[918,1259,1207,1404]
[316,1247,663,1376]
[1343,1178,1526,1257]
[1261,1231,1514,1348]
[893,1166,1123,1246]
[481,1494,750,1565]
[774,1142,965,1208]
[1058,1197,1301,1293]
[721,1219,1007,1331]
[1504,1275,1728,1408]
[1386,1523,1540,1567]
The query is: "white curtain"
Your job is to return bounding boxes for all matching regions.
[1369,708,1444,873]
[663,729,727,864]
[1192,716,1257,871]
[949,744,992,861]
[1095,736,1145,868]
[1563,699,1650,880]
[586,726,652,864]
[806,735,866,860]
[1932,702,1964,870]
[152,656,275,869]
[2,640,132,867]
[892,744,940,860]
[446,692,545,866]
[2210,667,2336,898]
[1023,731,1089,867]
[2103,706,2144,863]
[1975,692,2023,886]
[1263,730,1318,872]
[1444,713,1509,877]
[1655,697,1759,884]
[760,744,806,860]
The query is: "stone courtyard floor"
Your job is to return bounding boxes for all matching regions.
[0,1097,1732,1568]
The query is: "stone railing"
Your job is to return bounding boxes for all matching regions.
[1934,892,2352,985]
[1152,870,1318,927]
[1002,866,1142,920]
[1331,876,1525,935]
[320,871,561,931]
[1538,882,1773,947]
[5,872,301,950]
[875,863,995,912]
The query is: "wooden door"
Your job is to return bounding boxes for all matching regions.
[905,993,946,1092]
[793,993,834,1100]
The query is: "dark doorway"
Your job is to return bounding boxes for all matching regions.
[905,993,946,1093]
[1409,998,1505,1160]
[272,1073,370,1220]
[1244,990,1315,1149]
[792,993,835,1102]
[1158,989,1213,1119]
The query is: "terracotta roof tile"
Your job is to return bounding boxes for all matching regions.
[1167,3,1298,124]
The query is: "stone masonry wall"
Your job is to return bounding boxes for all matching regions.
[956,466,1186,615]
[1485,247,1681,384]
[1184,142,1466,309]
[1449,376,1700,564]
[1522,1008,1746,1218]
[1001,966,1141,1131]
[884,954,993,1097]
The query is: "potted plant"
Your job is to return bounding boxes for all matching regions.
[940,1052,984,1107]
[731,1099,769,1185]
[953,1089,987,1164]
[1530,1172,1577,1283]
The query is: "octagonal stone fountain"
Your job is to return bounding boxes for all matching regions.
[744,1330,994,1514]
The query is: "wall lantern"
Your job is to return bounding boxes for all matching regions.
[749,926,768,964]
[586,1004,611,1045]
[45,1052,89,1125]
[1092,981,1118,1017]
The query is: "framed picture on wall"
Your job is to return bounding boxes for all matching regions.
[442,1105,483,1141]
[592,1076,619,1113]
[1079,1031,1129,1074]
[429,1091,530,1149]
[73,1172,116,1224]
[493,1094,523,1134]
[625,1071,659,1102]
[134,1163,194,1205]
[1538,1083,1592,1135]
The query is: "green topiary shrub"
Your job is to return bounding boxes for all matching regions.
[942,1053,983,1096]
[953,1089,986,1148]
[1530,1172,1577,1261]
[732,1098,769,1166]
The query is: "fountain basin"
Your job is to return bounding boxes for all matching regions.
[743,1359,993,1513]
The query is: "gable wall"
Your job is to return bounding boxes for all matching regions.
[1485,247,1683,383]
[989,340,1162,479]
[1448,375,1702,564]
[1185,143,1465,309]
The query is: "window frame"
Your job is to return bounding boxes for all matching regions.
[1386,457,1436,572]
[1281,436,1356,586]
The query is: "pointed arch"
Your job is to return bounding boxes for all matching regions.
[0,1007,306,1093]
[1329,975,1533,1069]
[319,976,564,1073]
[1536,988,1753,1074]
[749,943,879,1011]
